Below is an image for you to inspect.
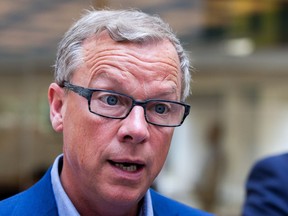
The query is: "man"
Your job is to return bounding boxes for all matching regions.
[0,9,212,215]
[242,153,288,216]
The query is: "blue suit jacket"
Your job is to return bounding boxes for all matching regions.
[0,168,212,216]
[242,153,288,216]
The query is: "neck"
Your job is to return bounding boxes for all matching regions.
[67,190,143,216]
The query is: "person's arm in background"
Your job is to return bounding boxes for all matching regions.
[242,153,288,216]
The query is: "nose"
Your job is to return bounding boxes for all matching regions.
[117,106,150,144]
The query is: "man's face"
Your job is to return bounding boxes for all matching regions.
[50,31,182,210]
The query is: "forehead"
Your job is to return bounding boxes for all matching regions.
[82,31,180,65]
[73,31,181,97]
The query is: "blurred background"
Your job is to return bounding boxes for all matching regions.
[0,0,287,215]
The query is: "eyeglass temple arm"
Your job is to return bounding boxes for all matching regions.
[61,81,92,99]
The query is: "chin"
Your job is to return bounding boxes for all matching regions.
[105,185,147,205]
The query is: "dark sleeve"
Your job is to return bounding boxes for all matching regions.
[242,154,288,216]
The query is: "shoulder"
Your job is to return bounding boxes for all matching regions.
[246,152,288,189]
[243,153,288,215]
[254,153,288,167]
[150,189,213,216]
[0,168,58,216]
[250,153,288,177]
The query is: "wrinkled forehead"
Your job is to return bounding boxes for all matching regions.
[81,31,181,80]
[82,31,180,61]
[73,31,182,98]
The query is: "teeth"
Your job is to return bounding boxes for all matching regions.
[115,163,137,172]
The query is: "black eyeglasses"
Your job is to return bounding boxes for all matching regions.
[62,81,190,127]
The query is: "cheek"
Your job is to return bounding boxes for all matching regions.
[62,117,119,185]
[62,98,116,167]
[64,116,114,152]
[150,129,173,172]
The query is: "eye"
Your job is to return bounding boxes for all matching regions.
[94,91,131,108]
[154,103,168,114]
[105,95,118,105]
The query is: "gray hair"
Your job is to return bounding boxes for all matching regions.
[54,9,191,100]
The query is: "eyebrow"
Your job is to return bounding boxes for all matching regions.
[90,71,179,100]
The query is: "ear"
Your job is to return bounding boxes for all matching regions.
[48,83,65,132]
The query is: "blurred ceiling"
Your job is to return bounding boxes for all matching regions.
[0,0,287,74]
[0,0,202,61]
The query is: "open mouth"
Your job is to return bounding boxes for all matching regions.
[109,160,144,172]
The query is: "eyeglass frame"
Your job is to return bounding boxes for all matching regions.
[60,81,190,127]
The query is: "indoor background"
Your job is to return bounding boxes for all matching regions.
[0,0,287,215]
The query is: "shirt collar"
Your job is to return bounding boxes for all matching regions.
[50,154,154,216]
